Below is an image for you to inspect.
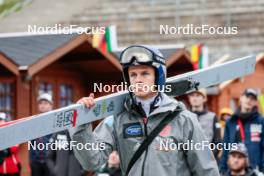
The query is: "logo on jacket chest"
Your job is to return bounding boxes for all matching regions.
[123,122,143,138]
[250,124,262,142]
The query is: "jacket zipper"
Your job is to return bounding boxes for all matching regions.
[141,118,148,176]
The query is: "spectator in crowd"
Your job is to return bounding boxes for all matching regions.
[188,89,222,158]
[29,93,53,176]
[220,88,264,174]
[219,108,233,139]
[0,112,21,176]
[96,151,121,176]
[46,130,87,176]
[218,108,233,161]
[225,143,257,176]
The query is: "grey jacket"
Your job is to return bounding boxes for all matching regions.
[195,111,218,143]
[69,93,220,176]
[192,110,222,158]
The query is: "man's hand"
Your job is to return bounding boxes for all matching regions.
[108,151,120,169]
[77,93,95,109]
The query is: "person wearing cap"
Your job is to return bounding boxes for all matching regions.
[220,88,264,174]
[69,45,219,175]
[29,93,53,176]
[188,89,222,158]
[225,143,257,176]
[0,112,21,176]
[219,108,233,139]
[218,108,233,160]
[0,112,7,123]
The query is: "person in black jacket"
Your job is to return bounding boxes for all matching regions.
[220,88,264,174]
[46,130,87,176]
[29,93,53,176]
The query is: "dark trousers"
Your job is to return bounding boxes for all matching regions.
[30,161,51,176]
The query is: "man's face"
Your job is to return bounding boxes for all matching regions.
[128,65,157,99]
[38,100,53,113]
[188,92,206,107]
[240,95,257,112]
[228,152,247,172]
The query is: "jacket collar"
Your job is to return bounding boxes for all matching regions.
[230,106,260,122]
[124,92,184,118]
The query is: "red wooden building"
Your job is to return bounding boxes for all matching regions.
[213,53,264,115]
[0,33,192,175]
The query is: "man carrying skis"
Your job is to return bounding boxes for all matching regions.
[69,45,219,175]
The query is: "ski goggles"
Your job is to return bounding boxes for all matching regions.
[120,46,165,66]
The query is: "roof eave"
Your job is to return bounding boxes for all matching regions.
[26,34,122,76]
[166,48,191,68]
[0,53,19,75]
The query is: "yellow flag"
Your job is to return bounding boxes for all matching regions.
[258,94,264,115]
[191,45,199,62]
[92,33,103,48]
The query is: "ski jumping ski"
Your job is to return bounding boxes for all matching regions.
[0,55,256,150]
